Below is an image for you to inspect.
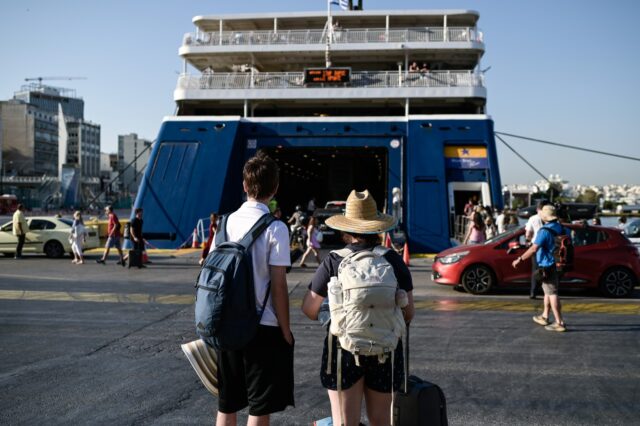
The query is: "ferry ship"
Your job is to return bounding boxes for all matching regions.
[135,7,503,253]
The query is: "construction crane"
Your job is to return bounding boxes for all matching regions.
[24,76,87,86]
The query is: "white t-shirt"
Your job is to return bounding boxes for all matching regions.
[219,201,290,327]
[525,214,544,240]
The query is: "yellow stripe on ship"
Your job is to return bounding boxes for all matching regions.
[444,146,487,158]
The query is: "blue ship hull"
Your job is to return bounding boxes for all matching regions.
[133,116,502,253]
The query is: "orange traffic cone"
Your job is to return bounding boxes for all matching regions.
[191,228,200,248]
[384,233,392,249]
[402,241,410,266]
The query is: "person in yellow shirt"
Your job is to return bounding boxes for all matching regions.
[12,203,28,259]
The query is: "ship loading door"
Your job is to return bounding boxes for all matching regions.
[262,146,389,218]
[255,132,402,236]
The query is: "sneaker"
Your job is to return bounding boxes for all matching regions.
[96,259,105,264]
[545,323,567,332]
[181,340,219,396]
[533,315,549,326]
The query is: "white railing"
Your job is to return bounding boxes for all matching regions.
[182,26,482,47]
[177,70,484,91]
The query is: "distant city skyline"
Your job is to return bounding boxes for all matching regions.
[1,0,638,185]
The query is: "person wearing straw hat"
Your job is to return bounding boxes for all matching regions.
[513,204,568,332]
[302,189,415,426]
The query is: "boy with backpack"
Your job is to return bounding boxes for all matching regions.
[301,190,415,426]
[186,153,294,424]
[513,205,571,332]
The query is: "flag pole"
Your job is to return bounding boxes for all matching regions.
[326,0,332,67]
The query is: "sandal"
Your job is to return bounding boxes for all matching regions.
[544,322,567,332]
[532,315,549,326]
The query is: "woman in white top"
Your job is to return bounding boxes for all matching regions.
[71,211,87,264]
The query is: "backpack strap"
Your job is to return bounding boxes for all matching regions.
[238,213,276,250]
[372,245,391,257]
[331,247,353,258]
[541,226,558,236]
[214,215,229,246]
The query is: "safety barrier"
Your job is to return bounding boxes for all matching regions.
[177,70,483,91]
[182,26,482,47]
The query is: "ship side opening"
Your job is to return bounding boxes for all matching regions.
[262,146,388,241]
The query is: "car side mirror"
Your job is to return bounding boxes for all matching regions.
[506,241,521,255]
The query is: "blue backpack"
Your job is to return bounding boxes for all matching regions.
[194,213,275,350]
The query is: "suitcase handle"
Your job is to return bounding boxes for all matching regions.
[404,324,409,393]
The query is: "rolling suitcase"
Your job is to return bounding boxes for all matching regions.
[128,249,143,268]
[394,327,448,426]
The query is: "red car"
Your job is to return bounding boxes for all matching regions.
[432,224,640,298]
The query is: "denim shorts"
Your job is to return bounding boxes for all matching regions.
[320,333,404,393]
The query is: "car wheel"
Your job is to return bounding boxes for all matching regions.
[44,241,65,258]
[599,267,637,298]
[461,264,495,295]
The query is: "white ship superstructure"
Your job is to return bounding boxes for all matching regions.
[175,10,486,117]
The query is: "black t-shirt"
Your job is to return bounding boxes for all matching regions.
[308,243,413,298]
[131,217,143,239]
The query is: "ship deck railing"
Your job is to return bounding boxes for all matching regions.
[183,26,482,47]
[177,70,484,91]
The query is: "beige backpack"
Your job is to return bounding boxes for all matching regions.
[328,247,406,365]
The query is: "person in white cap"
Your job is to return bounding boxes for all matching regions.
[513,205,568,332]
[302,189,415,426]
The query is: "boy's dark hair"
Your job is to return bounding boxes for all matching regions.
[135,208,143,214]
[243,153,279,200]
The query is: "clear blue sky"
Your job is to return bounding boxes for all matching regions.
[1,0,639,185]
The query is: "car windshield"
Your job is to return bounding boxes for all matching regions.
[483,226,523,244]
[58,218,73,226]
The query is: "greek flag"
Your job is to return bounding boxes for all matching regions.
[330,0,349,10]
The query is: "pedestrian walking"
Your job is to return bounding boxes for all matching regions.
[298,216,322,267]
[124,208,145,268]
[12,203,28,259]
[307,196,316,216]
[463,211,486,245]
[525,200,551,299]
[513,205,568,332]
[70,211,88,264]
[199,212,218,266]
[301,189,415,426]
[495,208,506,234]
[484,216,497,239]
[185,153,294,424]
[96,206,125,266]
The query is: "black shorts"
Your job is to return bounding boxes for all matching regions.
[320,334,404,393]
[217,325,295,416]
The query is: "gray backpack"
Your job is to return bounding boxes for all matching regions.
[328,246,406,365]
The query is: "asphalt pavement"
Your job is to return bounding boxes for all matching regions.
[0,250,639,425]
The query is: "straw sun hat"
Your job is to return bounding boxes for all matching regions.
[325,190,396,235]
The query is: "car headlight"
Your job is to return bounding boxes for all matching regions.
[437,251,470,264]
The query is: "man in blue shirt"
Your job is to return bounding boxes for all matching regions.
[512,205,567,332]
